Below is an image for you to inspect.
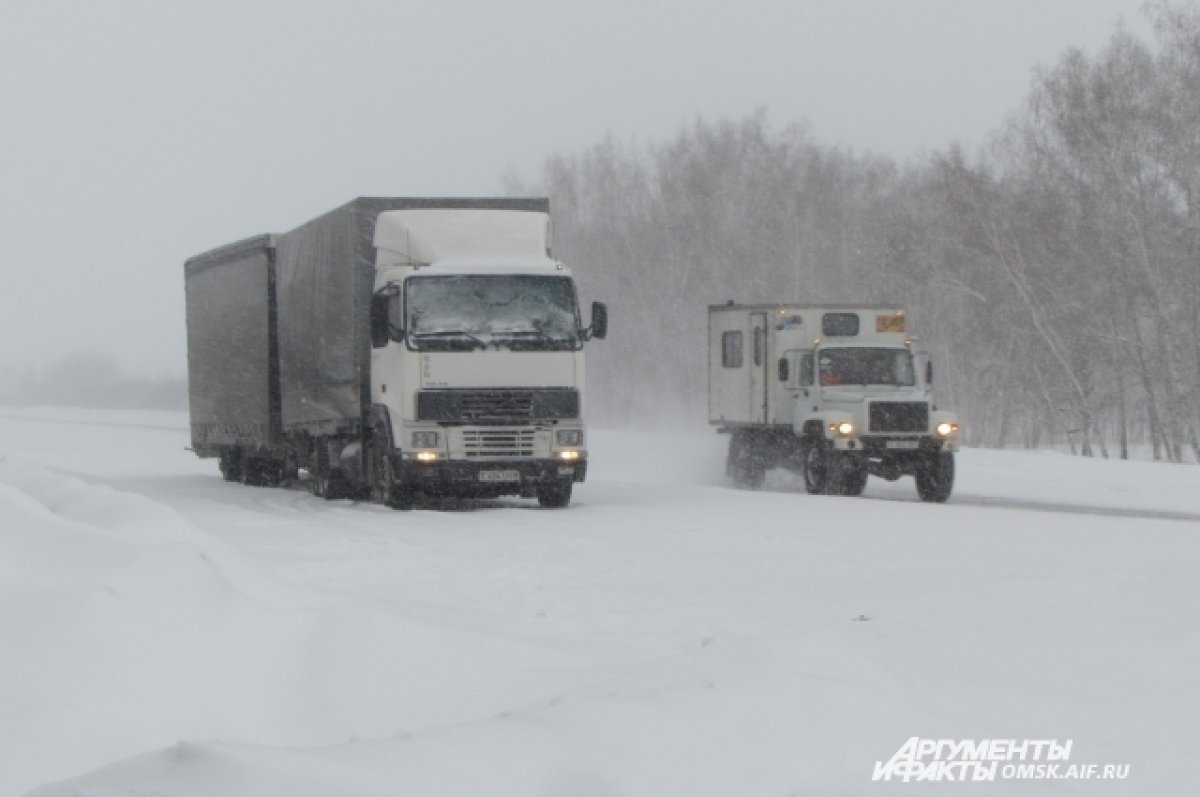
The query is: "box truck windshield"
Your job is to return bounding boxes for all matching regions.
[818,347,916,386]
[406,274,581,351]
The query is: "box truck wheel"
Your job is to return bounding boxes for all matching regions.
[839,455,868,496]
[537,481,572,508]
[803,441,862,496]
[915,451,954,503]
[726,430,766,489]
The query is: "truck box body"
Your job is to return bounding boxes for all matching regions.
[273,197,550,436]
[184,234,279,457]
[709,303,910,427]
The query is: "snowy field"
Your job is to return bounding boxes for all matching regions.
[1,406,1197,796]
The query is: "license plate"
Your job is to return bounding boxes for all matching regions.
[479,469,521,483]
[886,440,920,450]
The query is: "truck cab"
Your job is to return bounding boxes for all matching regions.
[364,208,606,508]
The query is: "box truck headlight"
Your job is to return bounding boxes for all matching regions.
[935,421,959,437]
[557,449,582,462]
[412,431,439,448]
[556,429,583,447]
[830,421,855,437]
[415,450,439,463]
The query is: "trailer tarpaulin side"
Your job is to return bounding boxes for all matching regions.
[184,234,278,454]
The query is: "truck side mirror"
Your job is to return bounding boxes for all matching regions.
[778,357,789,382]
[926,360,934,386]
[589,301,608,340]
[370,294,390,348]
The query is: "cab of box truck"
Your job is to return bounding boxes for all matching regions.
[365,209,606,508]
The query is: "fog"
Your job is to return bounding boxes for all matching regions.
[0,0,1150,383]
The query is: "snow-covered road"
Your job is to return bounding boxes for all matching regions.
[2,407,1197,795]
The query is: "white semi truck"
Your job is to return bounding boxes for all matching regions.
[708,304,959,502]
[185,197,607,509]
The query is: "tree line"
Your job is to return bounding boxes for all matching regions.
[513,1,1200,461]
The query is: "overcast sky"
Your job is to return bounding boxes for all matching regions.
[0,0,1154,378]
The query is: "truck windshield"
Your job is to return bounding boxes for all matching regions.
[406,275,581,351]
[818,347,915,386]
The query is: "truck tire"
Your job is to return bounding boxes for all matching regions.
[803,442,864,496]
[727,430,766,490]
[218,448,243,482]
[370,437,415,510]
[802,441,833,494]
[311,448,351,501]
[839,454,868,496]
[915,451,954,503]
[537,481,572,508]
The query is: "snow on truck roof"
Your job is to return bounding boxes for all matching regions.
[374,208,553,269]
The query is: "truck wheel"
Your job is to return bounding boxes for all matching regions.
[727,431,765,490]
[370,438,415,510]
[537,481,572,508]
[218,448,243,482]
[311,449,350,501]
[839,455,868,496]
[242,457,267,487]
[915,452,955,503]
[802,441,831,494]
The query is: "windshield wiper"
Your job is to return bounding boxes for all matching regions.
[411,330,487,349]
[493,329,577,349]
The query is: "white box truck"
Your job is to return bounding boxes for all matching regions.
[186,197,607,509]
[708,304,960,501]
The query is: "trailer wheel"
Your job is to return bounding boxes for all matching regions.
[537,481,572,508]
[218,448,244,482]
[311,448,351,501]
[242,457,268,487]
[915,452,955,503]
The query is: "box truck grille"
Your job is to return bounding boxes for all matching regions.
[869,401,929,433]
[418,389,579,423]
[462,429,537,458]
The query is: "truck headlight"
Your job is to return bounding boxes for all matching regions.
[556,429,583,447]
[412,431,439,448]
[557,449,581,462]
[935,422,959,437]
[830,421,855,436]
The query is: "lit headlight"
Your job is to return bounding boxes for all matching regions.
[830,421,855,436]
[935,422,959,437]
[415,450,439,463]
[412,431,439,448]
[556,429,583,447]
[557,449,582,462]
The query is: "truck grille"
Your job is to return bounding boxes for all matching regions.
[462,429,536,458]
[869,401,929,433]
[418,388,579,423]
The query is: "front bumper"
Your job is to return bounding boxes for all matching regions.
[398,456,587,494]
[831,435,957,454]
